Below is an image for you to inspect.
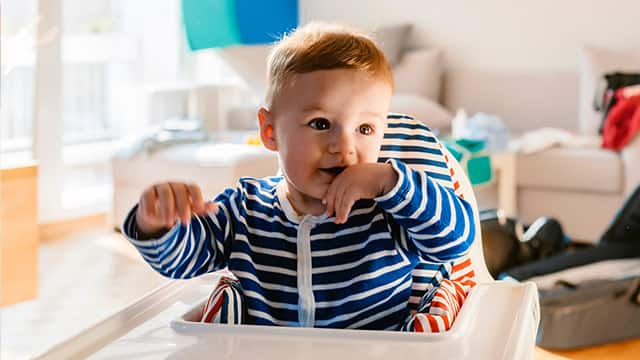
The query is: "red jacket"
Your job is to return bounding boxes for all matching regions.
[602,89,640,151]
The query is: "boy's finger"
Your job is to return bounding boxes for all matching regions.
[331,181,347,223]
[335,186,352,224]
[339,197,356,224]
[324,178,339,216]
[156,183,176,227]
[171,182,191,225]
[186,183,205,213]
[141,187,158,219]
[153,185,166,225]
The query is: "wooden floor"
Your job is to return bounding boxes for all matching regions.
[539,339,640,359]
[1,222,638,359]
[0,225,167,360]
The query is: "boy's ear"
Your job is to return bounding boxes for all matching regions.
[258,107,277,151]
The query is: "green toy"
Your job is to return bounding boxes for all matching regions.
[442,138,492,185]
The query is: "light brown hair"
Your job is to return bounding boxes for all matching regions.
[265,22,393,108]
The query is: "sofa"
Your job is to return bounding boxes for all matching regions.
[442,46,640,243]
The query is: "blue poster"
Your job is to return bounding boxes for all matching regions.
[182,0,299,50]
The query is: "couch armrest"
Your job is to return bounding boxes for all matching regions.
[189,85,246,132]
[146,85,191,126]
[622,135,640,196]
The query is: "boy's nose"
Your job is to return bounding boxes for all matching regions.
[328,131,356,159]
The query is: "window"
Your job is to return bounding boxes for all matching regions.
[1,0,38,160]
[2,0,244,222]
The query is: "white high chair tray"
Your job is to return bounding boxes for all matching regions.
[40,273,539,360]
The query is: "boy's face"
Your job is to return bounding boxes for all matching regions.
[259,69,392,213]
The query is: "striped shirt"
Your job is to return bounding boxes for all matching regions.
[123,114,476,330]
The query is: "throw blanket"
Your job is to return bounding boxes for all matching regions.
[510,128,599,155]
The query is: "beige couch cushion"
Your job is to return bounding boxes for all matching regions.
[393,48,443,101]
[516,147,622,193]
[373,23,412,66]
[390,94,452,131]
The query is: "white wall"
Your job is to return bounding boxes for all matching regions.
[300,0,640,71]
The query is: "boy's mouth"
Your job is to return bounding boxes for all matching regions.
[320,166,346,176]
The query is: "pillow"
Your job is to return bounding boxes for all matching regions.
[393,48,444,102]
[372,24,412,66]
[390,93,453,131]
[579,46,640,135]
[217,44,272,96]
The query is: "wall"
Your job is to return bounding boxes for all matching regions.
[300,0,640,72]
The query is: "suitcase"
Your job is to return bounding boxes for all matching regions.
[537,276,640,349]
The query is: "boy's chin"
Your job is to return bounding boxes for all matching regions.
[285,181,325,202]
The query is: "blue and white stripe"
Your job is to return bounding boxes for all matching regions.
[123,114,476,329]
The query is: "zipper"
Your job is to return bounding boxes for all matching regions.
[297,216,315,327]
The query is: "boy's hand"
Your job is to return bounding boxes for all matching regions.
[136,182,218,236]
[323,163,398,224]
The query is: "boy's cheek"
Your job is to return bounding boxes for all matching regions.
[363,145,383,163]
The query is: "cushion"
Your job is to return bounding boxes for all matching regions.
[373,23,412,65]
[516,147,622,193]
[393,48,444,101]
[390,93,453,131]
[578,46,640,136]
[217,45,272,95]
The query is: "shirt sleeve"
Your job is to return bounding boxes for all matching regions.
[375,158,476,262]
[121,187,240,279]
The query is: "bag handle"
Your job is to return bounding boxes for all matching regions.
[553,279,578,289]
[628,278,640,306]
[554,278,640,305]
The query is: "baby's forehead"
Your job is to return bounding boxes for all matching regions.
[280,70,391,99]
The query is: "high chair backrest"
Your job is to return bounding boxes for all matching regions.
[381,114,493,284]
[440,146,494,283]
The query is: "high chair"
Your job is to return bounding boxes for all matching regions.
[39,131,539,360]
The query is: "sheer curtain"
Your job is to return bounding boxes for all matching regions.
[2,0,244,222]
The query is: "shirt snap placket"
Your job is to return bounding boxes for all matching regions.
[297,216,315,327]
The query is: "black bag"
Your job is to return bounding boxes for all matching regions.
[594,72,640,134]
[600,186,640,244]
[502,186,640,281]
[480,210,567,278]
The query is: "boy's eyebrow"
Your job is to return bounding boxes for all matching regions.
[301,105,325,113]
[361,110,386,118]
[301,106,384,119]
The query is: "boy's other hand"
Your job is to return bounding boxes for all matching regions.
[323,163,398,224]
[136,182,218,236]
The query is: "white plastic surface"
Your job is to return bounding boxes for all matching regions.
[39,273,539,360]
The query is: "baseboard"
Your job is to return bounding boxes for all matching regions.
[40,213,109,242]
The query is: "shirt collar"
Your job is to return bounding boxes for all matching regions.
[276,181,329,225]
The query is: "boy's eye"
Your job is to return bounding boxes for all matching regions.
[308,118,331,130]
[359,124,373,135]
